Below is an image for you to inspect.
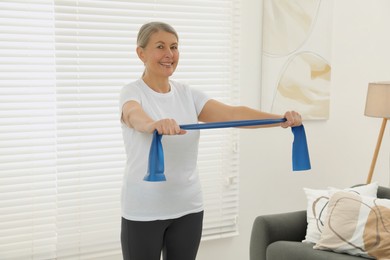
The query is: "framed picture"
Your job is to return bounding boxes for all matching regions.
[261,0,333,120]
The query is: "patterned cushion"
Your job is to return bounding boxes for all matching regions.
[314,191,390,259]
[303,183,378,244]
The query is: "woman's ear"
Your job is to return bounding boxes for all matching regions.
[136,46,145,63]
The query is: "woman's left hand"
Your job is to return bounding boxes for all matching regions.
[281,111,302,128]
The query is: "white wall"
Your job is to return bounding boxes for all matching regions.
[196,0,390,259]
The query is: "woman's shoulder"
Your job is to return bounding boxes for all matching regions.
[170,80,195,95]
[170,80,209,104]
[121,79,143,94]
[122,79,143,89]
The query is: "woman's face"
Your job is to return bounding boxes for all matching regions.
[138,30,179,79]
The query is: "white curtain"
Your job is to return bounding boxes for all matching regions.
[0,0,241,259]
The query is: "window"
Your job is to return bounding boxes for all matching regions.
[0,0,240,259]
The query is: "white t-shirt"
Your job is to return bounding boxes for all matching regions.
[119,79,210,221]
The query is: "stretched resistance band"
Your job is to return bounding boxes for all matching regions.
[144,118,311,182]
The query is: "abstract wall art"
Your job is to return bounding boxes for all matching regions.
[261,0,333,120]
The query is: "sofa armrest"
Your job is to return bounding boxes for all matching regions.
[250,210,307,260]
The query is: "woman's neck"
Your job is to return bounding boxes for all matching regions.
[142,75,170,93]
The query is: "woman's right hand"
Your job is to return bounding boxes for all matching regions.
[150,118,187,135]
[123,101,186,135]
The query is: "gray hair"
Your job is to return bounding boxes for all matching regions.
[137,22,179,48]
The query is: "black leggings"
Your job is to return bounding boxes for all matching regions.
[121,211,204,260]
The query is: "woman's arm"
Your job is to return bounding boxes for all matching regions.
[121,100,186,135]
[198,99,301,128]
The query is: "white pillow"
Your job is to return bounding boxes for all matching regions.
[303,182,378,244]
[314,191,390,259]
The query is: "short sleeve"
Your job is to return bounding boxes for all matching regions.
[118,82,143,123]
[190,87,210,116]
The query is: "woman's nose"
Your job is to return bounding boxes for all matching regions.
[164,48,173,57]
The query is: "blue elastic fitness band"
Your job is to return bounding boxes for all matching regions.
[144,118,311,182]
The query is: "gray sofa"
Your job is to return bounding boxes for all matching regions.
[250,185,390,260]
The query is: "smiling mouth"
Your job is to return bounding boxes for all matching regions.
[160,62,173,67]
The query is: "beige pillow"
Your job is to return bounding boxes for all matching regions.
[314,191,390,259]
[303,182,378,244]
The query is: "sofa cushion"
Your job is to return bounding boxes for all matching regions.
[303,182,379,244]
[267,241,363,260]
[314,191,390,259]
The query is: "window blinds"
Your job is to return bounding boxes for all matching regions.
[54,1,126,258]
[0,1,57,260]
[0,0,240,259]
